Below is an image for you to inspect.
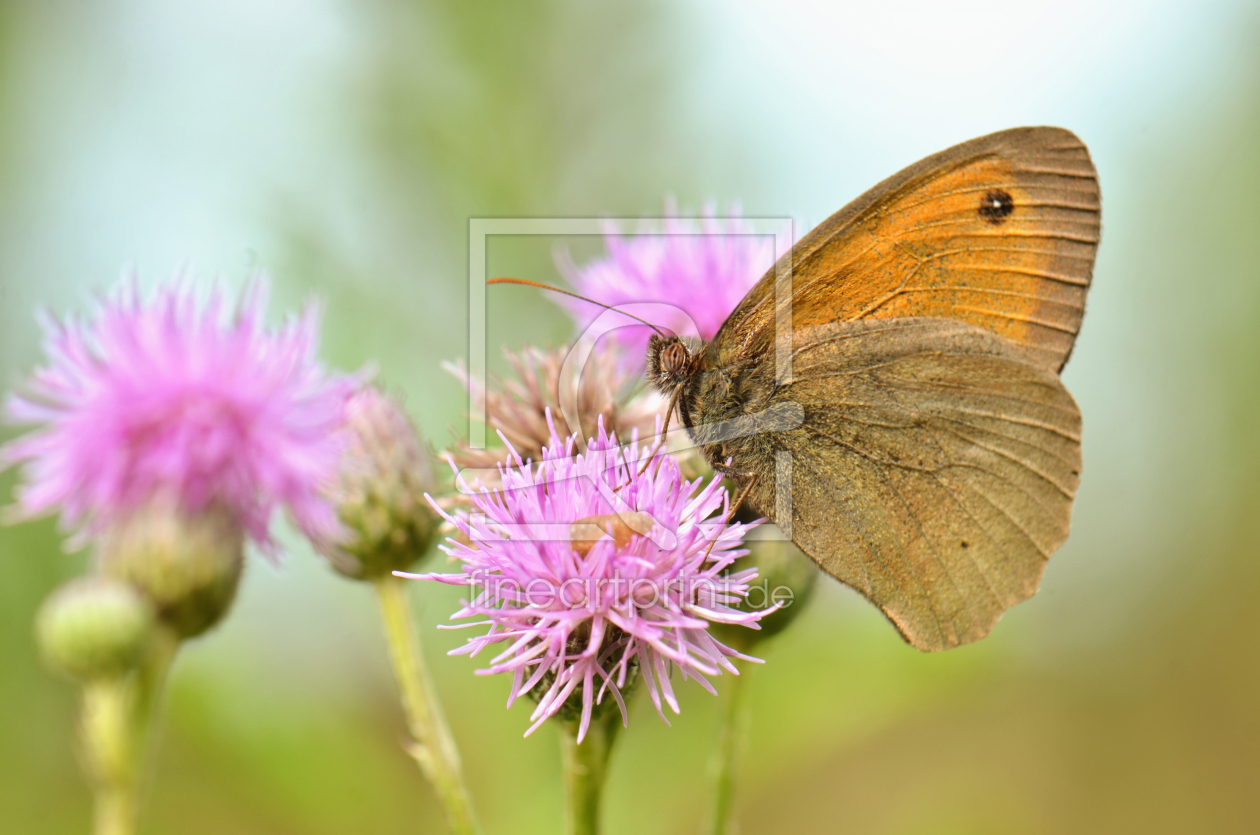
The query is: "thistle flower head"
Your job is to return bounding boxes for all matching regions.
[2,277,351,553]
[444,343,664,474]
[410,416,772,742]
[555,201,777,370]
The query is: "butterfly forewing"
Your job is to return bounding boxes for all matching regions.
[715,126,1100,373]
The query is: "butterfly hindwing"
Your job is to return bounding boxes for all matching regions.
[738,317,1082,651]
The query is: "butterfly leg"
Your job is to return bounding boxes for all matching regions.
[701,464,758,563]
[634,382,684,479]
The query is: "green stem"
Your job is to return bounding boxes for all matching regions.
[560,711,620,835]
[91,783,135,835]
[374,574,481,835]
[81,627,180,835]
[705,667,751,835]
[133,625,179,741]
[82,678,136,835]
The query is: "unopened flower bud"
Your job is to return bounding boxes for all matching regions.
[97,503,244,639]
[37,576,155,681]
[317,386,440,580]
[712,538,819,651]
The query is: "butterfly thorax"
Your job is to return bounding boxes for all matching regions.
[646,334,726,432]
[647,333,779,485]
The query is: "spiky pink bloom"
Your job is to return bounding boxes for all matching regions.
[555,202,779,370]
[406,418,771,742]
[2,277,351,552]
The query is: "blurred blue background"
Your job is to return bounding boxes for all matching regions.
[2,1,1258,832]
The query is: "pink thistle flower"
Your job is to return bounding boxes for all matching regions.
[406,417,772,742]
[554,201,779,371]
[2,276,352,553]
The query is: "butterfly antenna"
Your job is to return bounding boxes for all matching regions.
[487,277,669,338]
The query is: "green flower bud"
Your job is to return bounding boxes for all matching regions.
[37,576,155,681]
[317,386,441,580]
[712,537,820,652]
[98,503,244,639]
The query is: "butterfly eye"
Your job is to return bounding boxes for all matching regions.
[662,341,688,374]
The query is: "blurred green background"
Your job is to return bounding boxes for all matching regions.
[2,1,1258,833]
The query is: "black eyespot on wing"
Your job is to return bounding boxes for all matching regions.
[978,189,1014,224]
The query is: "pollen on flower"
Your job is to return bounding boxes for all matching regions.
[404,414,774,743]
[1,276,351,552]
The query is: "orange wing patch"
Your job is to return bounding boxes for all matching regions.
[715,128,1100,372]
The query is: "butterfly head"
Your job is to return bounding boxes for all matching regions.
[646,334,699,394]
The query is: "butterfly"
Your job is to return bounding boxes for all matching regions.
[643,126,1099,651]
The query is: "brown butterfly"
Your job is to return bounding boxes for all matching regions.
[641,126,1099,651]
[491,126,1098,651]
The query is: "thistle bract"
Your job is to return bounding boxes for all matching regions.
[98,502,245,638]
